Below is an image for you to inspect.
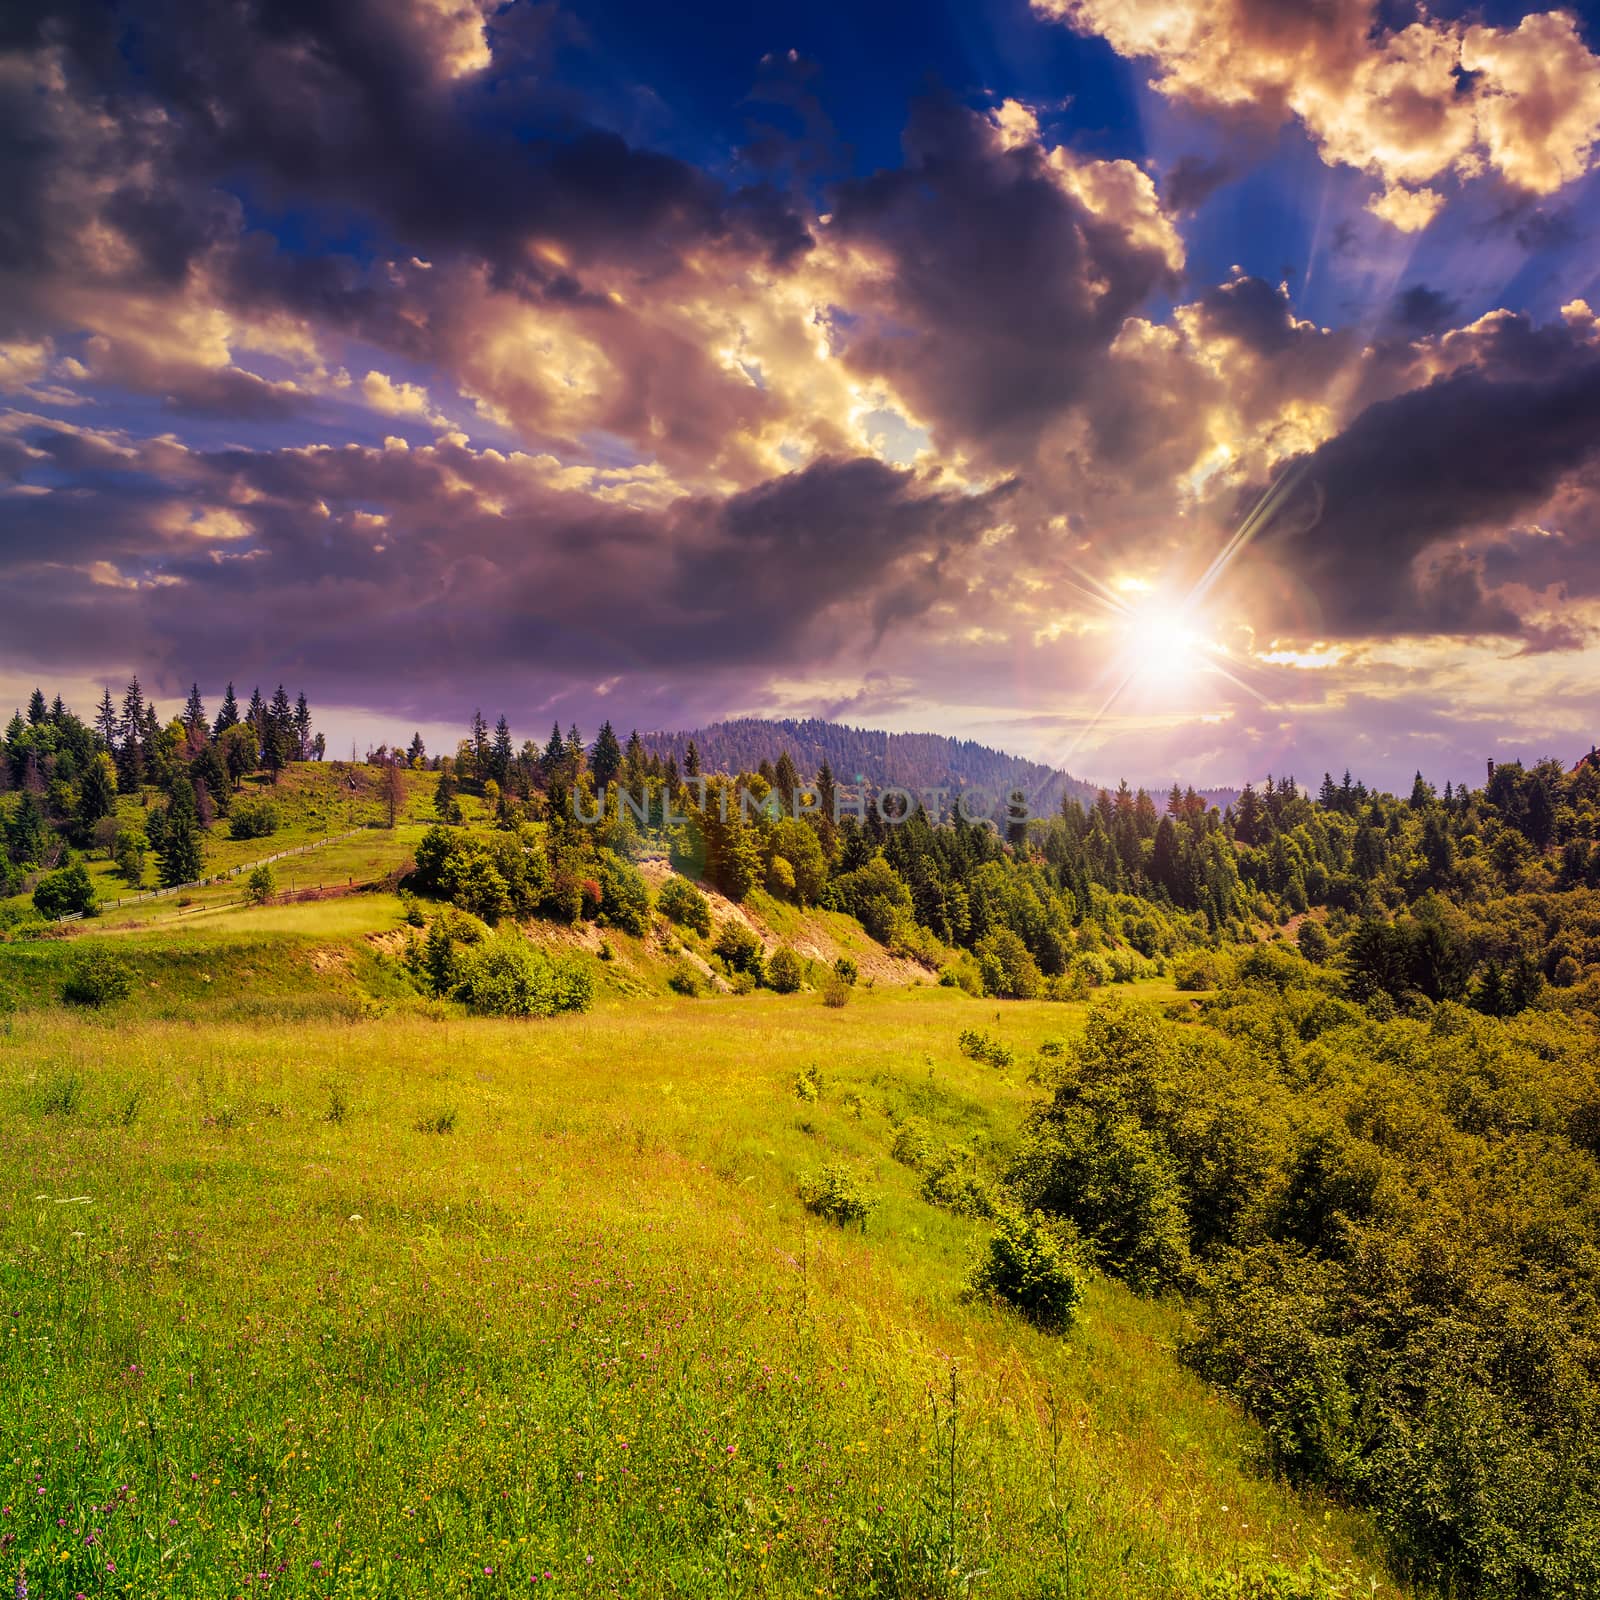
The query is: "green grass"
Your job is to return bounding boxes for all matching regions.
[2,763,472,927]
[0,955,1402,1599]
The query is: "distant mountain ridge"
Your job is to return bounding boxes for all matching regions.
[637,717,1229,817]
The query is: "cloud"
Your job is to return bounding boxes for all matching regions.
[1036,1,1600,225]
[0,414,1013,715]
[822,94,1183,470]
[1242,313,1600,641]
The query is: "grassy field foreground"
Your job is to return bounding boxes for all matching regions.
[0,981,1397,1598]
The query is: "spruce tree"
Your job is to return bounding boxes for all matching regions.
[159,781,205,887]
[118,677,147,790]
[95,687,118,751]
[490,716,513,786]
[26,688,46,726]
[183,683,207,735]
[591,721,622,793]
[540,722,564,786]
[294,693,312,761]
[213,683,240,736]
[684,738,700,778]
[470,710,490,780]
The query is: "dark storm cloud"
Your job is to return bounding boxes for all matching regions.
[1253,317,1600,639]
[826,93,1182,468]
[0,418,1010,704]
[0,0,809,321]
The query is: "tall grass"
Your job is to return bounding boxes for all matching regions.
[0,989,1400,1597]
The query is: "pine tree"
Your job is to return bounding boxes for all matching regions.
[263,686,294,782]
[470,710,490,780]
[118,677,147,790]
[183,683,207,735]
[294,693,312,761]
[815,760,837,829]
[490,716,513,786]
[684,739,701,778]
[623,730,645,786]
[565,724,584,776]
[540,722,565,786]
[158,781,205,887]
[75,752,118,837]
[247,687,266,755]
[95,687,118,751]
[4,790,47,866]
[591,721,622,793]
[407,732,427,766]
[214,683,240,736]
[26,688,46,726]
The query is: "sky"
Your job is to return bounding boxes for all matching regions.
[4,0,1600,792]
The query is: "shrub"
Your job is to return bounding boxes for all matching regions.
[112,828,147,885]
[1069,950,1114,990]
[970,1207,1086,1329]
[767,946,803,993]
[228,799,280,840]
[958,1028,1015,1069]
[821,973,851,1008]
[597,851,650,935]
[798,1163,878,1230]
[244,863,277,905]
[452,934,594,1018]
[833,956,858,986]
[921,1147,997,1217]
[657,875,712,935]
[415,1106,458,1134]
[666,962,702,997]
[793,1062,824,1102]
[890,1119,932,1168]
[977,929,1044,998]
[712,918,764,976]
[61,947,134,1008]
[414,906,489,996]
[33,862,96,919]
[1174,951,1222,991]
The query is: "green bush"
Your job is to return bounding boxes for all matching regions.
[228,798,280,840]
[657,875,712,935]
[958,1028,1015,1069]
[832,956,858,986]
[712,918,764,976]
[245,863,277,905]
[798,1163,878,1230]
[33,861,96,919]
[766,946,803,993]
[890,1119,932,1168]
[597,851,650,935]
[970,1207,1085,1329]
[452,933,594,1018]
[61,947,135,1008]
[666,961,702,997]
[921,1146,997,1218]
[821,973,851,1007]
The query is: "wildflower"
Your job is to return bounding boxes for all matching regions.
[15,1571,26,1599]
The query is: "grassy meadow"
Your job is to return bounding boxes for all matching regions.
[0,902,1400,1599]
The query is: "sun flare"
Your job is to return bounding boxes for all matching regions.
[1117,599,1215,686]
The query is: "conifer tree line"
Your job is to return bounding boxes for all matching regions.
[1,677,319,905]
[391,706,1600,1014]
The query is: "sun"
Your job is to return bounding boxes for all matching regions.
[1117,598,1214,686]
